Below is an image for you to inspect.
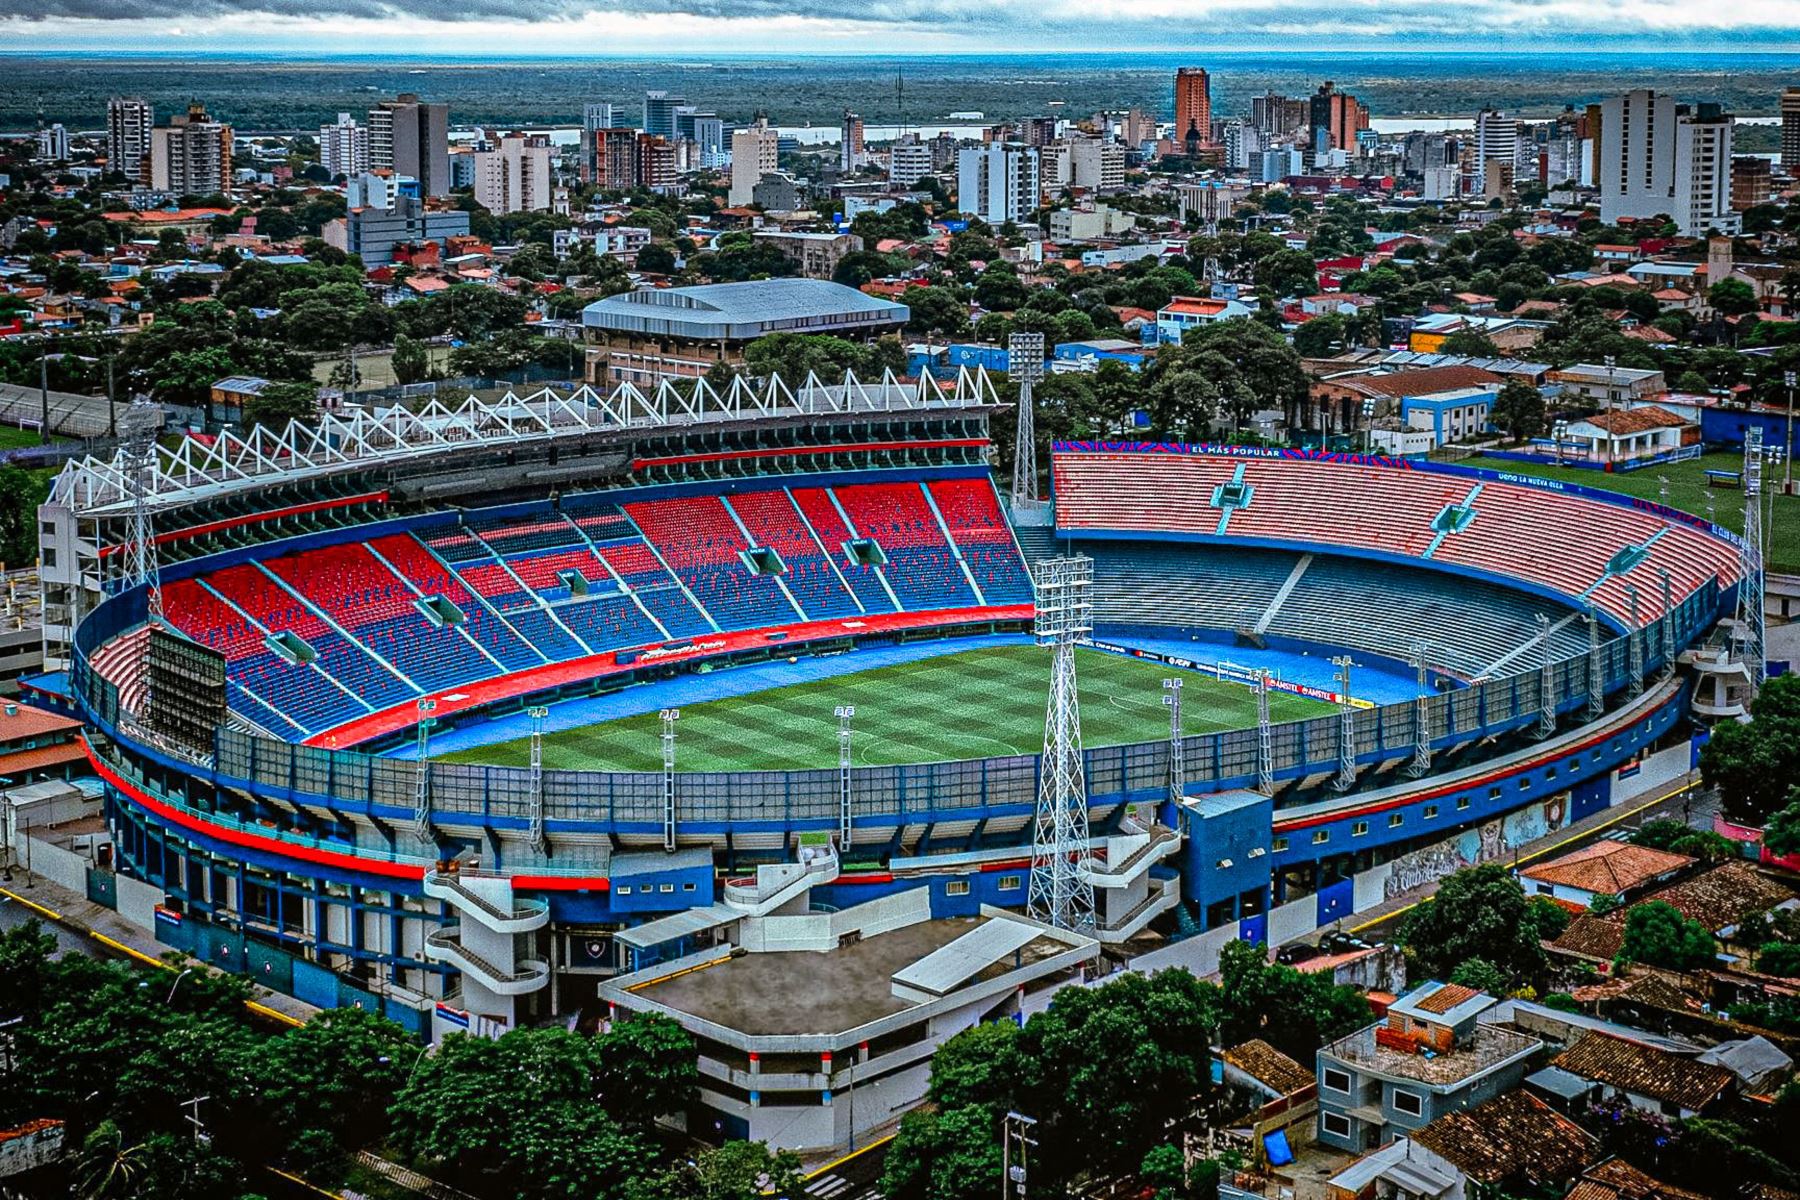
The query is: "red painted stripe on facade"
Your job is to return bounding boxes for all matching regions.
[98,491,391,557]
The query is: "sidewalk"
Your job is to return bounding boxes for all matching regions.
[1340,771,1704,937]
[0,871,321,1026]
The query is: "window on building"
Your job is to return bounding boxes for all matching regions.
[1312,830,1330,845]
[1352,821,1368,837]
[616,885,631,895]
[1423,805,1438,820]
[998,875,1021,891]
[1322,1067,1352,1094]
[1457,796,1471,810]
[1391,1089,1424,1117]
[1272,837,1289,852]
[1388,813,1403,828]
[1488,787,1502,800]
[1322,1111,1351,1138]
[659,883,675,893]
[946,880,971,897]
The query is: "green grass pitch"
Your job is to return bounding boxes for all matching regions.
[440,643,1333,772]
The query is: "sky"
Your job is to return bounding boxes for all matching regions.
[4,0,1800,55]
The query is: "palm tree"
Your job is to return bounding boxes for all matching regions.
[76,1121,147,1200]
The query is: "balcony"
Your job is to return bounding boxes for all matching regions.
[423,869,550,934]
[424,925,549,996]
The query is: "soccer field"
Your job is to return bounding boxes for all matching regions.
[439,643,1333,772]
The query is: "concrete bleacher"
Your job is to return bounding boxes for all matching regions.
[834,481,980,611]
[625,495,803,630]
[1054,449,1739,626]
[928,478,1036,605]
[724,489,862,619]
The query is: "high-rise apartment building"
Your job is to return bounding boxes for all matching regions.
[1783,87,1800,170]
[1309,82,1370,153]
[583,102,615,132]
[583,127,640,189]
[643,92,685,139]
[1175,67,1212,151]
[729,115,779,206]
[145,103,233,195]
[1065,136,1125,193]
[636,134,678,194]
[368,94,450,198]
[840,110,865,173]
[1599,90,1737,237]
[106,97,152,181]
[957,143,1040,225]
[888,136,934,187]
[1251,92,1309,138]
[318,112,368,179]
[1473,108,1519,194]
[473,134,554,214]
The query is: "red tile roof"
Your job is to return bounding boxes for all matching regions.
[1519,841,1694,896]
[1553,1031,1734,1112]
[1411,1091,1597,1186]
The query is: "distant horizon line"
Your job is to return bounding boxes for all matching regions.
[4,46,1800,60]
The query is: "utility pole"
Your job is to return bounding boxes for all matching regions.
[1001,1111,1037,1200]
[181,1095,210,1145]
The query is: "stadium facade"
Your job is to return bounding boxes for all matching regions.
[39,373,1743,1150]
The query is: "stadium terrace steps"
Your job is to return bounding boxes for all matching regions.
[790,487,903,614]
[723,489,863,619]
[833,481,981,612]
[163,476,1039,740]
[1053,450,1739,625]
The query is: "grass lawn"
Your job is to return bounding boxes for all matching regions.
[440,643,1332,772]
[0,424,47,451]
[1464,450,1800,573]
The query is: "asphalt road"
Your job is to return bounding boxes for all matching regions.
[0,887,90,955]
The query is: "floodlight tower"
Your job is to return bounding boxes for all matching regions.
[660,708,680,852]
[1027,555,1095,935]
[1658,568,1675,678]
[835,704,856,848]
[527,706,549,855]
[117,396,165,621]
[1624,583,1645,697]
[1008,332,1046,512]
[1162,678,1184,807]
[1255,673,1274,796]
[1536,614,1556,739]
[1586,606,1604,722]
[1408,642,1432,779]
[1740,426,1768,687]
[1331,655,1357,793]
[413,698,437,844]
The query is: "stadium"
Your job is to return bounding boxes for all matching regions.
[40,367,1747,1151]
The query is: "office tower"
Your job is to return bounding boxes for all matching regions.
[686,116,726,168]
[840,110,865,172]
[1175,67,1212,151]
[1599,90,1737,236]
[1251,92,1308,138]
[1022,116,1059,148]
[957,144,1039,225]
[318,112,368,179]
[106,97,152,181]
[888,136,934,187]
[473,134,553,213]
[368,94,450,198]
[1783,87,1800,170]
[1473,108,1519,194]
[1308,82,1369,153]
[35,124,68,162]
[729,114,779,206]
[145,103,233,194]
[643,91,685,139]
[583,102,615,132]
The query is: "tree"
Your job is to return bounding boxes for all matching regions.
[904,286,971,337]
[1254,249,1318,298]
[242,380,318,431]
[1292,313,1348,358]
[0,465,51,570]
[1618,900,1716,971]
[1216,939,1370,1063]
[1448,957,1509,995]
[1759,941,1800,978]
[592,1014,698,1130]
[881,1104,1004,1200]
[1710,277,1759,317]
[1763,799,1800,858]
[1490,378,1546,442]
[632,1141,805,1200]
[250,1007,414,1163]
[1399,864,1546,983]
[1439,329,1500,357]
[1630,818,1695,851]
[391,333,432,386]
[635,243,677,274]
[1701,674,1800,825]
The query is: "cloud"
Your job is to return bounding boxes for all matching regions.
[2,0,1798,46]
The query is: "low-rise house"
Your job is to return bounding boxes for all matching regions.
[1220,1038,1318,1168]
[1324,1090,1597,1200]
[1315,981,1540,1153]
[1558,407,1692,466]
[1156,295,1252,344]
[1517,841,1694,910]
[1694,1035,1793,1094]
[1551,1030,1735,1118]
[1562,1158,1709,1200]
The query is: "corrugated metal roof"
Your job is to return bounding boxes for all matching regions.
[582,278,908,341]
[891,917,1040,997]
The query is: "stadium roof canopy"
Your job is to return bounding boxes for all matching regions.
[48,370,997,518]
[582,279,910,342]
